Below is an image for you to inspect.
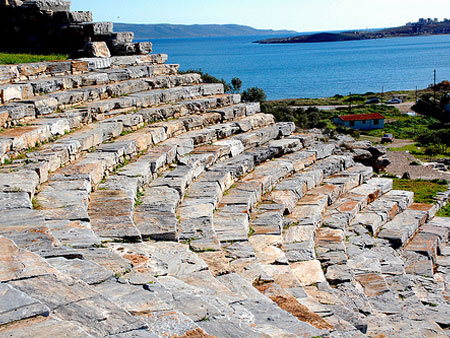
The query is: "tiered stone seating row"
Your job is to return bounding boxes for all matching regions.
[1,58,450,337]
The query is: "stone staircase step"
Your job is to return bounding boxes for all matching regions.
[0,63,179,105]
[351,188,414,236]
[1,94,238,185]
[0,100,257,252]
[0,55,169,86]
[378,204,434,248]
[0,71,197,128]
[0,84,227,164]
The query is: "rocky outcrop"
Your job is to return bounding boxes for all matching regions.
[0,0,151,57]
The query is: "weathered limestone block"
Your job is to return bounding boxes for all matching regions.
[79,57,112,70]
[0,103,36,123]
[0,170,40,197]
[89,189,141,241]
[291,260,326,286]
[0,317,91,337]
[47,257,113,285]
[0,65,19,84]
[0,283,50,325]
[0,191,32,210]
[82,22,114,35]
[249,235,287,265]
[0,83,33,103]
[218,273,326,336]
[17,63,47,79]
[134,42,153,55]
[85,41,112,58]
[109,31,134,44]
[25,96,60,116]
[22,0,71,11]
[46,220,100,248]
[69,10,93,23]
[214,212,249,242]
[378,208,429,247]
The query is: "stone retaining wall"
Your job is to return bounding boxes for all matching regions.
[0,0,151,57]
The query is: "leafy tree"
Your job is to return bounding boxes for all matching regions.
[231,78,242,93]
[425,145,439,160]
[242,87,267,102]
[412,90,450,124]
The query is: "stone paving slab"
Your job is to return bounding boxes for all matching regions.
[0,282,50,325]
[0,317,93,337]
[378,208,429,248]
[89,189,141,241]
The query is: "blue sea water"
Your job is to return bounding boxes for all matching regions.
[148,34,450,100]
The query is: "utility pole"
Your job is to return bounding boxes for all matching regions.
[416,86,418,102]
[434,69,437,100]
[381,86,384,102]
[348,92,352,114]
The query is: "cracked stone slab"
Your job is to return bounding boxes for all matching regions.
[0,191,32,210]
[0,209,60,254]
[218,273,326,337]
[214,212,250,242]
[0,170,40,198]
[0,283,50,325]
[9,274,147,336]
[378,208,429,248]
[0,317,92,337]
[249,235,287,265]
[45,220,100,248]
[291,260,326,286]
[46,257,114,285]
[89,190,141,241]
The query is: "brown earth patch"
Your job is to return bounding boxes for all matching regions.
[409,203,434,212]
[176,328,217,338]
[123,254,148,266]
[255,283,334,330]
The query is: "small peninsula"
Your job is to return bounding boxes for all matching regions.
[255,18,450,44]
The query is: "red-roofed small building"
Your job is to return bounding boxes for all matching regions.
[333,113,385,130]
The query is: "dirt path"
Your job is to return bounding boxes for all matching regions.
[386,151,450,180]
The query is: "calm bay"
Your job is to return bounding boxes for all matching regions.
[149,34,450,100]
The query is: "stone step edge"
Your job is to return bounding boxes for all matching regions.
[92,122,289,243]
[0,85,232,163]
[0,72,204,128]
[0,63,180,106]
[0,54,169,85]
[0,99,260,204]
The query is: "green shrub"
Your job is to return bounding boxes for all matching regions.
[242,87,267,103]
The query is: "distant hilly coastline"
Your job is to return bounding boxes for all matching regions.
[114,23,297,40]
[255,19,450,44]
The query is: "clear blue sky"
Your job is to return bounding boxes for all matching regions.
[71,0,449,32]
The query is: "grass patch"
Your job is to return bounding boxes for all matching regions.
[393,179,448,204]
[437,203,450,217]
[363,115,440,140]
[388,143,450,160]
[31,197,41,210]
[0,52,69,64]
[135,190,144,207]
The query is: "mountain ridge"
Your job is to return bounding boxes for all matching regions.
[113,23,297,39]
